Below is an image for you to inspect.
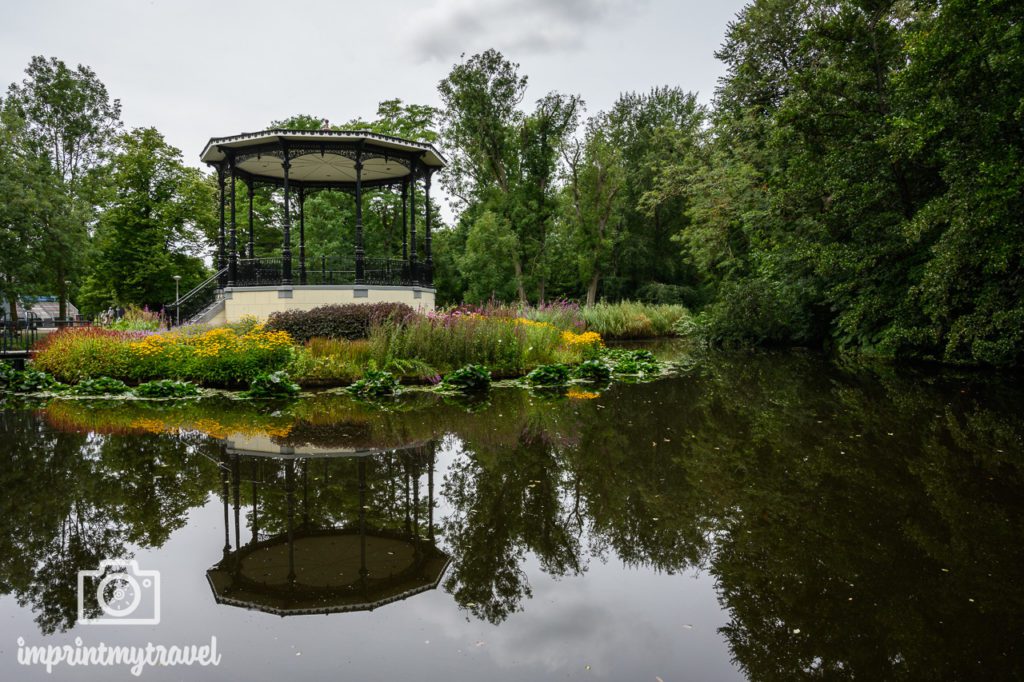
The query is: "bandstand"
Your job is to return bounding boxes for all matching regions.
[172,129,446,325]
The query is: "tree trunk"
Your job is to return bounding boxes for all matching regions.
[8,297,17,326]
[513,258,527,305]
[586,272,600,307]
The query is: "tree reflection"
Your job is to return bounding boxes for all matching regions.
[0,411,215,633]
[437,353,1024,679]
[1,351,1021,679]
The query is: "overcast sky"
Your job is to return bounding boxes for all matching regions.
[1,0,748,168]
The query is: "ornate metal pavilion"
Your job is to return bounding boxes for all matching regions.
[172,129,446,324]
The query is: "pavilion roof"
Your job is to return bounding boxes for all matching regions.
[200,129,445,187]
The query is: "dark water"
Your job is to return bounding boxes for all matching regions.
[1,349,1022,680]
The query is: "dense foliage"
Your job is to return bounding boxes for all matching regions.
[433,4,1022,366]
[4,1,1020,367]
[661,0,1023,365]
[264,302,415,343]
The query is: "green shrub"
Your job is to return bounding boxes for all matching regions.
[133,380,201,399]
[266,303,415,343]
[693,278,818,347]
[33,327,138,382]
[346,367,401,398]
[439,364,491,392]
[69,376,130,396]
[525,363,572,386]
[573,359,611,382]
[244,371,301,399]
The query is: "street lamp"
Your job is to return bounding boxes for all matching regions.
[173,275,182,326]
[63,279,72,325]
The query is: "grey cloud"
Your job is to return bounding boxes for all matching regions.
[407,0,646,61]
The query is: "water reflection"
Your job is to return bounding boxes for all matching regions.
[208,445,448,616]
[0,350,1021,679]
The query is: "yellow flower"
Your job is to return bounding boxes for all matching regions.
[561,330,604,348]
[515,317,556,329]
[566,388,600,400]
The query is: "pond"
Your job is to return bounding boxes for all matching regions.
[0,347,1022,680]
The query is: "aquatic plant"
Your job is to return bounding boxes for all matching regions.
[346,367,401,398]
[69,376,131,396]
[244,371,301,399]
[525,363,572,386]
[573,359,611,382]
[0,366,65,393]
[602,348,661,375]
[439,364,492,392]
[133,379,202,399]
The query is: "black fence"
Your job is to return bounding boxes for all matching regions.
[237,256,432,287]
[1,322,39,358]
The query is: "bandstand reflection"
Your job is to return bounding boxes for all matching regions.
[207,436,448,616]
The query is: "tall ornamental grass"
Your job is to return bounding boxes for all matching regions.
[290,338,374,384]
[367,314,578,377]
[438,300,689,339]
[579,301,689,338]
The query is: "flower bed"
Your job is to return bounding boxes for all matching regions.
[34,325,294,385]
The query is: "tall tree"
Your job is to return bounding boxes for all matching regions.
[80,128,213,313]
[562,114,625,306]
[439,49,581,303]
[5,56,122,318]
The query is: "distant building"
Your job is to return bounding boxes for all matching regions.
[0,296,80,324]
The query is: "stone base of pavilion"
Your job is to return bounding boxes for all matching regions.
[201,284,435,325]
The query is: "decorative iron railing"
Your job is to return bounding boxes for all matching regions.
[236,256,432,287]
[168,267,228,326]
[236,258,283,287]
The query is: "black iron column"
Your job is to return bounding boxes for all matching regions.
[251,459,259,545]
[286,459,296,584]
[247,179,254,258]
[281,149,293,286]
[228,158,238,286]
[217,166,226,286]
[424,169,433,285]
[231,454,241,551]
[354,157,365,284]
[401,179,408,262]
[298,186,307,285]
[409,160,418,284]
[358,459,367,583]
[220,447,230,555]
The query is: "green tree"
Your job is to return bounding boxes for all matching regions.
[562,114,625,306]
[439,50,581,303]
[458,210,520,304]
[81,128,214,313]
[5,56,122,318]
